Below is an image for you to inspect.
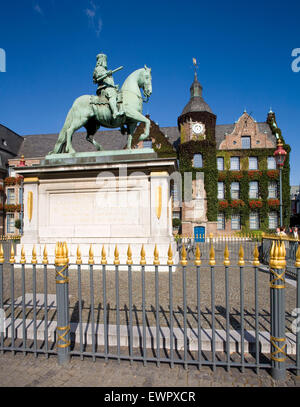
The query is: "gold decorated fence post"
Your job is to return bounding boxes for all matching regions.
[269,240,287,381]
[55,242,70,365]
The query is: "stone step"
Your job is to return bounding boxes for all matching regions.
[2,318,297,355]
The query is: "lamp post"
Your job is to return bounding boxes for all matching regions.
[274,139,287,228]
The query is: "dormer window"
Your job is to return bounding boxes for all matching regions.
[242,136,251,149]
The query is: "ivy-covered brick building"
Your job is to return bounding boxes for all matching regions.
[176,72,290,236]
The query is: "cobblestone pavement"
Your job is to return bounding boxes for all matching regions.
[0,352,299,388]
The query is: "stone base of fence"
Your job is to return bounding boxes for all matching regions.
[3,318,298,355]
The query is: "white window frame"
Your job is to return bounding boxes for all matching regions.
[7,188,15,205]
[241,136,251,149]
[269,212,278,229]
[249,212,260,230]
[217,157,224,171]
[249,157,258,170]
[249,181,259,199]
[217,213,225,230]
[218,182,225,200]
[231,182,240,199]
[7,214,15,234]
[268,181,278,199]
[267,157,277,170]
[230,157,240,170]
[231,214,241,230]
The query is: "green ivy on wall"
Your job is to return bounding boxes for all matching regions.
[178,130,218,222]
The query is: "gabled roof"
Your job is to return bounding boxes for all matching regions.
[0,124,24,171]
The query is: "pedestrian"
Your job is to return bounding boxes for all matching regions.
[293,227,299,240]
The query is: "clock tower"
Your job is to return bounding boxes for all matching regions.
[177,71,216,144]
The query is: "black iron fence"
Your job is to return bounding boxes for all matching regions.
[0,241,299,381]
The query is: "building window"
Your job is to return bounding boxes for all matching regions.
[249,157,258,170]
[242,136,251,149]
[269,212,278,229]
[143,140,152,149]
[268,157,277,170]
[268,181,278,199]
[230,157,240,170]
[249,181,259,199]
[7,188,15,205]
[218,182,225,199]
[217,157,224,171]
[231,214,241,230]
[217,213,225,230]
[231,182,240,199]
[193,154,203,168]
[172,212,180,219]
[7,214,15,234]
[249,212,260,230]
[171,183,180,202]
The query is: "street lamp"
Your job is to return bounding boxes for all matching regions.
[274,139,287,227]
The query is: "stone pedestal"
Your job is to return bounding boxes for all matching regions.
[15,150,178,266]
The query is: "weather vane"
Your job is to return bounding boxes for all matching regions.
[193,58,199,76]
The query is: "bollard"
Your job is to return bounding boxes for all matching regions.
[269,240,286,381]
[55,242,70,365]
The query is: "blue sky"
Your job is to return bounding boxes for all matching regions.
[0,0,299,184]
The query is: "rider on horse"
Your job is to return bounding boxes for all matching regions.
[93,53,124,120]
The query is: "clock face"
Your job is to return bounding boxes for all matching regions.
[192,123,205,135]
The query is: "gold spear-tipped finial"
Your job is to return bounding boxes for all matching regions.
[181,244,188,266]
[127,245,133,265]
[269,241,276,268]
[209,243,216,266]
[63,242,69,264]
[10,244,15,264]
[140,245,146,266]
[76,245,82,265]
[101,245,107,265]
[20,245,26,265]
[153,244,160,265]
[224,243,230,266]
[167,244,174,266]
[295,245,300,268]
[32,245,37,265]
[114,245,120,265]
[238,244,245,267]
[195,244,201,266]
[89,244,95,265]
[278,241,286,269]
[0,244,4,264]
[42,245,48,265]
